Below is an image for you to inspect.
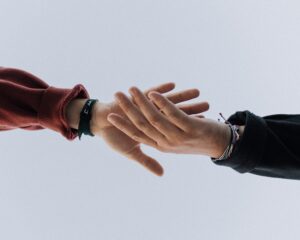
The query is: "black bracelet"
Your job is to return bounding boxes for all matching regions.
[78,99,99,140]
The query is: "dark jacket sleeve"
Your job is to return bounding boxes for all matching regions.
[0,67,90,140]
[211,110,300,180]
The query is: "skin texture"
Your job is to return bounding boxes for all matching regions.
[67,83,210,176]
[106,87,232,169]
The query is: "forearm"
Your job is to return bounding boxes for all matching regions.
[0,67,89,140]
[211,110,300,180]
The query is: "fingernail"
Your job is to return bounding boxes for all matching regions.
[107,114,114,121]
[114,92,123,102]
[129,87,137,95]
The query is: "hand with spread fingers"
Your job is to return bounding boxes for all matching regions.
[107,86,233,170]
[89,83,212,176]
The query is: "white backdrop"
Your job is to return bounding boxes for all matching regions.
[1,1,300,239]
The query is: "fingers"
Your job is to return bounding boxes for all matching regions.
[148,91,192,131]
[107,113,158,148]
[125,145,164,176]
[129,82,174,106]
[164,89,200,104]
[141,84,208,117]
[140,83,202,109]
[178,102,210,115]
[114,92,167,142]
[144,82,175,96]
[129,87,183,137]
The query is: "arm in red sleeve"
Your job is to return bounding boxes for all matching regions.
[0,67,90,140]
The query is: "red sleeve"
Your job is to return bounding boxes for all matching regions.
[0,67,90,140]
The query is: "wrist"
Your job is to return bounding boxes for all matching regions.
[89,101,114,135]
[210,123,245,159]
[66,99,111,136]
[210,122,232,159]
[65,98,88,130]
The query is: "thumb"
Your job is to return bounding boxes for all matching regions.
[126,146,164,176]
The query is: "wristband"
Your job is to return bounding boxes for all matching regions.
[78,99,99,140]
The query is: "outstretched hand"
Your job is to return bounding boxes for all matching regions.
[91,83,210,176]
[106,87,231,170]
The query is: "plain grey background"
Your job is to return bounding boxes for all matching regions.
[1,0,300,239]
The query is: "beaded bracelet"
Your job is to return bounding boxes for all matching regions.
[211,113,241,161]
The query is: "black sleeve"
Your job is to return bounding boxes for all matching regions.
[211,110,300,180]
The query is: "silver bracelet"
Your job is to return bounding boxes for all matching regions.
[212,113,241,161]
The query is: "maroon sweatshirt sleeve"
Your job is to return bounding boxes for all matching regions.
[0,67,90,140]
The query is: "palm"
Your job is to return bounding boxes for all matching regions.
[93,83,209,176]
[100,125,140,159]
[95,101,137,150]
[98,102,163,175]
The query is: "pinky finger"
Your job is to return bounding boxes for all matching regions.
[107,113,158,148]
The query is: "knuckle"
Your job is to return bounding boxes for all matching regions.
[157,145,168,153]
[183,119,194,131]
[136,120,147,129]
[171,138,182,146]
[149,115,161,126]
[119,100,130,109]
[159,100,168,110]
[177,93,183,100]
[157,139,168,148]
[162,140,173,148]
[131,132,142,140]
[184,126,193,133]
[169,110,179,119]
[179,131,190,139]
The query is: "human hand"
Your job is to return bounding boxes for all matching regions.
[91,83,209,176]
[107,87,231,160]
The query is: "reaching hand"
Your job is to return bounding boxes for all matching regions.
[91,83,210,176]
[106,87,232,166]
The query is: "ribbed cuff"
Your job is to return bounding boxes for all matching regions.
[211,111,268,173]
[38,84,90,140]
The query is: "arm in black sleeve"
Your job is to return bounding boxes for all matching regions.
[211,110,300,180]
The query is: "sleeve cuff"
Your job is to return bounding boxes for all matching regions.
[38,84,90,140]
[211,110,268,173]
